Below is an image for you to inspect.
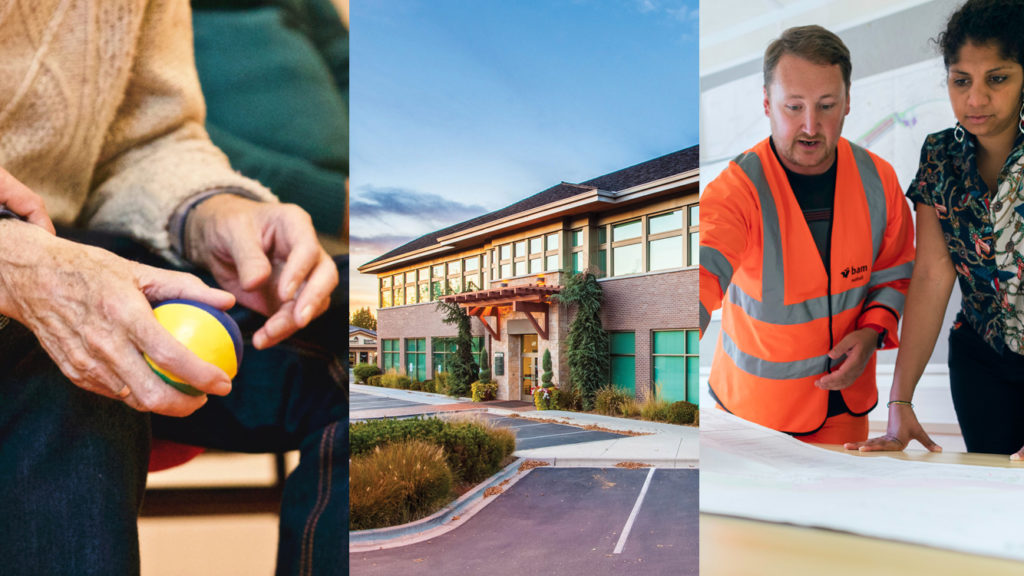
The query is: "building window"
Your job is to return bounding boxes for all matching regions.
[546,254,560,272]
[406,338,426,381]
[546,233,559,252]
[609,332,636,395]
[465,273,482,291]
[431,337,483,376]
[652,330,698,404]
[380,276,393,308]
[649,209,684,271]
[611,219,643,276]
[418,282,430,303]
[382,339,401,372]
[394,285,404,306]
[689,205,699,266]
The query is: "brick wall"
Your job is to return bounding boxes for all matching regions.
[377,303,485,377]
[599,268,696,399]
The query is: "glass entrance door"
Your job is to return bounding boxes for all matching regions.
[521,334,539,399]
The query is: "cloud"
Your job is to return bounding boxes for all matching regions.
[636,0,657,13]
[667,5,697,22]
[351,185,488,223]
[349,233,417,257]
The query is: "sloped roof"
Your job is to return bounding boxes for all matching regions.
[361,145,698,268]
[349,325,377,336]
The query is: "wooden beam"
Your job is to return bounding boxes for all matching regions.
[514,301,549,340]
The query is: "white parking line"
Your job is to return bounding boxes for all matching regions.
[613,467,656,554]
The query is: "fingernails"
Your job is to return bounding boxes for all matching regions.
[1012,453,1022,461]
[300,305,313,326]
[212,379,232,396]
[285,281,299,300]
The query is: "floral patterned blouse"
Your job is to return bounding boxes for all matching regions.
[907,127,1024,354]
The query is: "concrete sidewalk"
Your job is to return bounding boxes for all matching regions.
[350,383,699,468]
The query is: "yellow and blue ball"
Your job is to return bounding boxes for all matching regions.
[146,299,243,396]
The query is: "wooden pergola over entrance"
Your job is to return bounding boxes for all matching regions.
[441,283,561,341]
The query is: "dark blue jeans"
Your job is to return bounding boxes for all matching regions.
[0,230,347,576]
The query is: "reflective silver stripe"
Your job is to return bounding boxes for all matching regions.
[721,330,828,380]
[867,261,913,288]
[864,286,906,314]
[727,273,868,325]
[733,151,785,308]
[700,245,733,296]
[850,143,887,262]
[700,303,711,334]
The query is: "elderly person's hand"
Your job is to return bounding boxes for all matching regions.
[0,166,55,233]
[0,222,236,417]
[184,195,337,349]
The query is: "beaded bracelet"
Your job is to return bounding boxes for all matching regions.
[886,400,914,408]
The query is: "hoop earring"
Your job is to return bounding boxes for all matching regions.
[1018,99,1024,135]
[954,122,965,143]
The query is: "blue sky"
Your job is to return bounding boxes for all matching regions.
[350,0,698,311]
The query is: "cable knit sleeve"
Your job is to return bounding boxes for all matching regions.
[82,0,278,262]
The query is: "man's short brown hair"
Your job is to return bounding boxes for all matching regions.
[763,25,852,92]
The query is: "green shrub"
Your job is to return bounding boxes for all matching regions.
[349,416,515,485]
[367,374,383,387]
[350,417,447,456]
[439,419,516,483]
[353,363,382,384]
[477,349,491,383]
[381,372,412,390]
[665,401,698,425]
[555,385,582,411]
[595,387,633,416]
[471,380,497,402]
[421,379,436,393]
[349,439,453,530]
[434,372,451,396]
[640,397,671,422]
[408,380,422,392]
[619,397,641,418]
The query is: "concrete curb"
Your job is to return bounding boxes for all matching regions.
[350,457,542,551]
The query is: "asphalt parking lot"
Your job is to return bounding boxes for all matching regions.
[351,467,698,576]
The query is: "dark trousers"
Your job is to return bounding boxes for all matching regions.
[948,319,1024,455]
[0,229,347,576]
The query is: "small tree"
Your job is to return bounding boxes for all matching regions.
[541,349,554,388]
[477,348,491,383]
[552,271,609,410]
[435,299,478,397]
[350,307,377,331]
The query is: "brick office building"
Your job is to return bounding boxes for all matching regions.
[358,147,699,404]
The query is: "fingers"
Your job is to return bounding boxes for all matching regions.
[843,436,904,452]
[136,265,236,311]
[1012,447,1024,461]
[0,167,55,234]
[253,300,298,350]
[133,311,233,397]
[230,234,274,291]
[291,252,338,327]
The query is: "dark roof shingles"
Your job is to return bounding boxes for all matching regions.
[363,145,698,267]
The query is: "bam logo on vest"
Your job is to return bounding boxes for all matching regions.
[840,264,869,280]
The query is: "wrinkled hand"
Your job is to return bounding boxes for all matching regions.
[0,223,236,417]
[185,195,338,349]
[815,327,878,391]
[844,403,942,452]
[0,166,55,234]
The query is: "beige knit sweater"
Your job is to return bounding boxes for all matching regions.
[0,0,276,257]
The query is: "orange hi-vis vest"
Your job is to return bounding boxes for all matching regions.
[699,138,915,434]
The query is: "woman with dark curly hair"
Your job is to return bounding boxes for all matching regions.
[846,0,1024,458]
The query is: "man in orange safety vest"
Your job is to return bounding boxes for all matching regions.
[699,25,915,444]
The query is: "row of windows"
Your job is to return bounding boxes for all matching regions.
[571,206,698,277]
[381,337,485,382]
[610,330,697,404]
[377,205,696,308]
[381,330,696,404]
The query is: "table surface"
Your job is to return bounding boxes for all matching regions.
[700,447,1024,576]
